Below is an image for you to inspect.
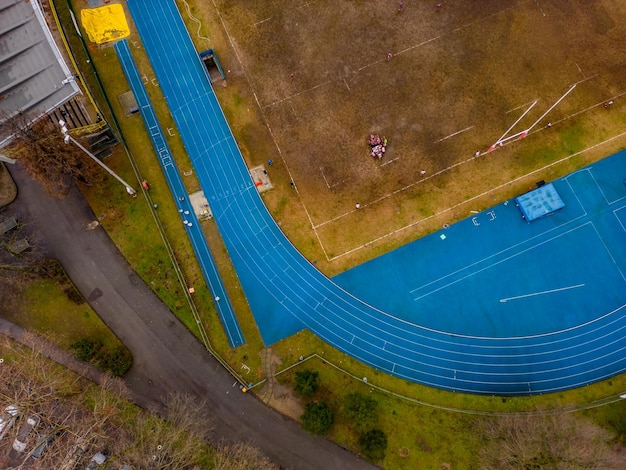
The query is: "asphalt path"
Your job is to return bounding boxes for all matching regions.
[5,164,375,470]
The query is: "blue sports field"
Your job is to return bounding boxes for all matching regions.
[124,0,626,395]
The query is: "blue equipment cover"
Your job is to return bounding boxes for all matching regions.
[514,183,565,221]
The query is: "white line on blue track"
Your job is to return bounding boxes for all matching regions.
[499,283,585,303]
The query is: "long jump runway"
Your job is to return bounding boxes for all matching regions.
[125,0,626,395]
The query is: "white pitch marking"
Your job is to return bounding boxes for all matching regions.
[254,17,273,26]
[506,99,538,114]
[343,78,351,92]
[534,0,546,17]
[319,166,331,189]
[380,157,399,167]
[499,284,585,303]
[435,126,473,143]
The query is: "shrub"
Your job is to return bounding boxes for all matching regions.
[293,369,319,398]
[300,401,334,435]
[343,392,379,432]
[97,346,134,377]
[70,338,102,362]
[64,285,85,304]
[358,428,388,462]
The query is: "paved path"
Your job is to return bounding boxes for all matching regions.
[5,164,375,470]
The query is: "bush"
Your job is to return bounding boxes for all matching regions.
[343,392,379,432]
[97,346,134,377]
[70,338,102,362]
[358,428,388,462]
[300,401,334,435]
[64,285,85,304]
[70,339,133,376]
[293,369,319,398]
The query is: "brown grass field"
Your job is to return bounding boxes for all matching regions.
[180,0,626,275]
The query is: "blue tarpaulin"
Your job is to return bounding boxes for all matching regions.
[515,183,565,221]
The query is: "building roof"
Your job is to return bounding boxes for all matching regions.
[0,0,80,146]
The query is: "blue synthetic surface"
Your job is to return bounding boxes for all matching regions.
[114,40,244,348]
[125,0,626,395]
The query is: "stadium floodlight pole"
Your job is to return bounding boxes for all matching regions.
[58,120,137,197]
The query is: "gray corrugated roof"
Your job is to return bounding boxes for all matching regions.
[0,0,80,146]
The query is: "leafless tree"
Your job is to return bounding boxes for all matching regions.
[110,392,214,469]
[213,441,279,470]
[1,112,102,198]
[479,412,626,470]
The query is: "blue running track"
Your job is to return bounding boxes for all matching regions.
[124,0,626,395]
[114,40,244,348]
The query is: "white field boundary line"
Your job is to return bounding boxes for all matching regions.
[615,207,626,234]
[589,168,626,205]
[591,223,626,284]
[263,80,332,109]
[326,130,626,261]
[319,166,351,189]
[319,166,331,188]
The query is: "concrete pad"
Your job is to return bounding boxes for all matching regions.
[189,190,212,220]
[250,165,273,193]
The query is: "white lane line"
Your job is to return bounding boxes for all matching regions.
[499,284,585,303]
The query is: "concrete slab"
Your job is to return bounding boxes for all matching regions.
[250,165,273,193]
[189,190,212,220]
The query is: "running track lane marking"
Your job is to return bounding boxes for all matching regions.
[499,284,585,303]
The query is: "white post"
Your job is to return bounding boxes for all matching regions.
[526,84,577,133]
[59,120,137,197]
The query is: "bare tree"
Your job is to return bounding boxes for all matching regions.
[1,112,102,198]
[213,441,279,470]
[108,392,213,469]
[479,412,626,470]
